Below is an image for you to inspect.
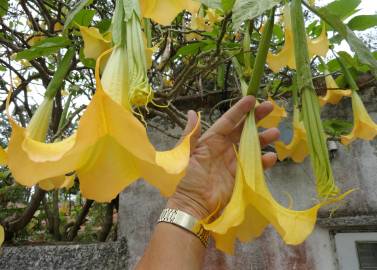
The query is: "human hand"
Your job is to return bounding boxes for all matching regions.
[167,96,280,220]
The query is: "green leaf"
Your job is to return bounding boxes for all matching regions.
[73,9,96,27]
[200,0,222,8]
[63,0,94,33]
[16,37,72,61]
[175,42,205,58]
[232,0,280,30]
[0,65,6,71]
[306,3,377,78]
[221,0,235,12]
[45,48,75,99]
[96,19,112,33]
[323,119,353,137]
[0,0,8,17]
[320,0,361,21]
[348,15,377,31]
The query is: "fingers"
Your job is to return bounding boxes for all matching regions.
[255,101,273,122]
[228,101,275,143]
[228,151,278,175]
[209,96,255,136]
[259,128,280,148]
[176,110,201,151]
[262,152,277,169]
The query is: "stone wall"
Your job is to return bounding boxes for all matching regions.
[0,239,128,270]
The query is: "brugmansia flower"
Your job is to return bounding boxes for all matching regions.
[80,26,112,60]
[257,97,287,129]
[0,225,4,247]
[341,91,377,145]
[186,9,223,41]
[140,0,200,26]
[7,5,198,202]
[204,112,349,254]
[0,147,7,165]
[319,71,352,106]
[275,107,309,163]
[267,4,329,72]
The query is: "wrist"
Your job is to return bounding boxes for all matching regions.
[167,192,210,220]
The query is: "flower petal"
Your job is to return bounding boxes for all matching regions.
[319,73,352,106]
[0,148,7,166]
[141,0,199,25]
[80,26,112,60]
[341,91,377,145]
[257,97,287,129]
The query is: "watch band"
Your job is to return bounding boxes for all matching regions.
[158,208,209,247]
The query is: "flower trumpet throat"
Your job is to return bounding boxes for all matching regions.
[275,107,309,163]
[7,43,200,203]
[341,91,377,145]
[319,70,352,106]
[266,4,329,73]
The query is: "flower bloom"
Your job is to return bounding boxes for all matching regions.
[341,91,377,145]
[140,0,200,25]
[204,112,349,254]
[7,7,198,202]
[319,71,352,106]
[275,107,309,163]
[267,4,329,72]
[257,97,287,129]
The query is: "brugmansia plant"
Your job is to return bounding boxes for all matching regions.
[6,0,199,202]
[1,0,376,250]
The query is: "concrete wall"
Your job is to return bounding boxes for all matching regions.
[0,239,128,270]
[119,85,377,269]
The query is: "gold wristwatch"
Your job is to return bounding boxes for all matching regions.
[158,208,209,247]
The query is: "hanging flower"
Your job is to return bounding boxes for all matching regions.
[267,4,329,72]
[140,0,201,26]
[80,26,112,60]
[275,107,309,163]
[319,71,352,106]
[341,91,377,145]
[204,112,350,254]
[7,5,199,202]
[257,97,287,129]
[0,148,7,166]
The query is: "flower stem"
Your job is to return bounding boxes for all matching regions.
[247,8,275,97]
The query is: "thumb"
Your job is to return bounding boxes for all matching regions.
[176,110,201,151]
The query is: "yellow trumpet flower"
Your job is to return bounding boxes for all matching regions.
[257,97,287,129]
[267,4,329,72]
[0,147,7,166]
[275,107,309,163]
[204,112,349,254]
[341,91,377,145]
[80,26,112,60]
[0,225,4,247]
[7,45,198,202]
[140,0,200,25]
[319,71,352,106]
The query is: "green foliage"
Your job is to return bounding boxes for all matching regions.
[348,15,377,31]
[323,119,353,137]
[232,0,281,30]
[0,0,8,17]
[63,0,94,33]
[320,0,361,20]
[15,37,72,61]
